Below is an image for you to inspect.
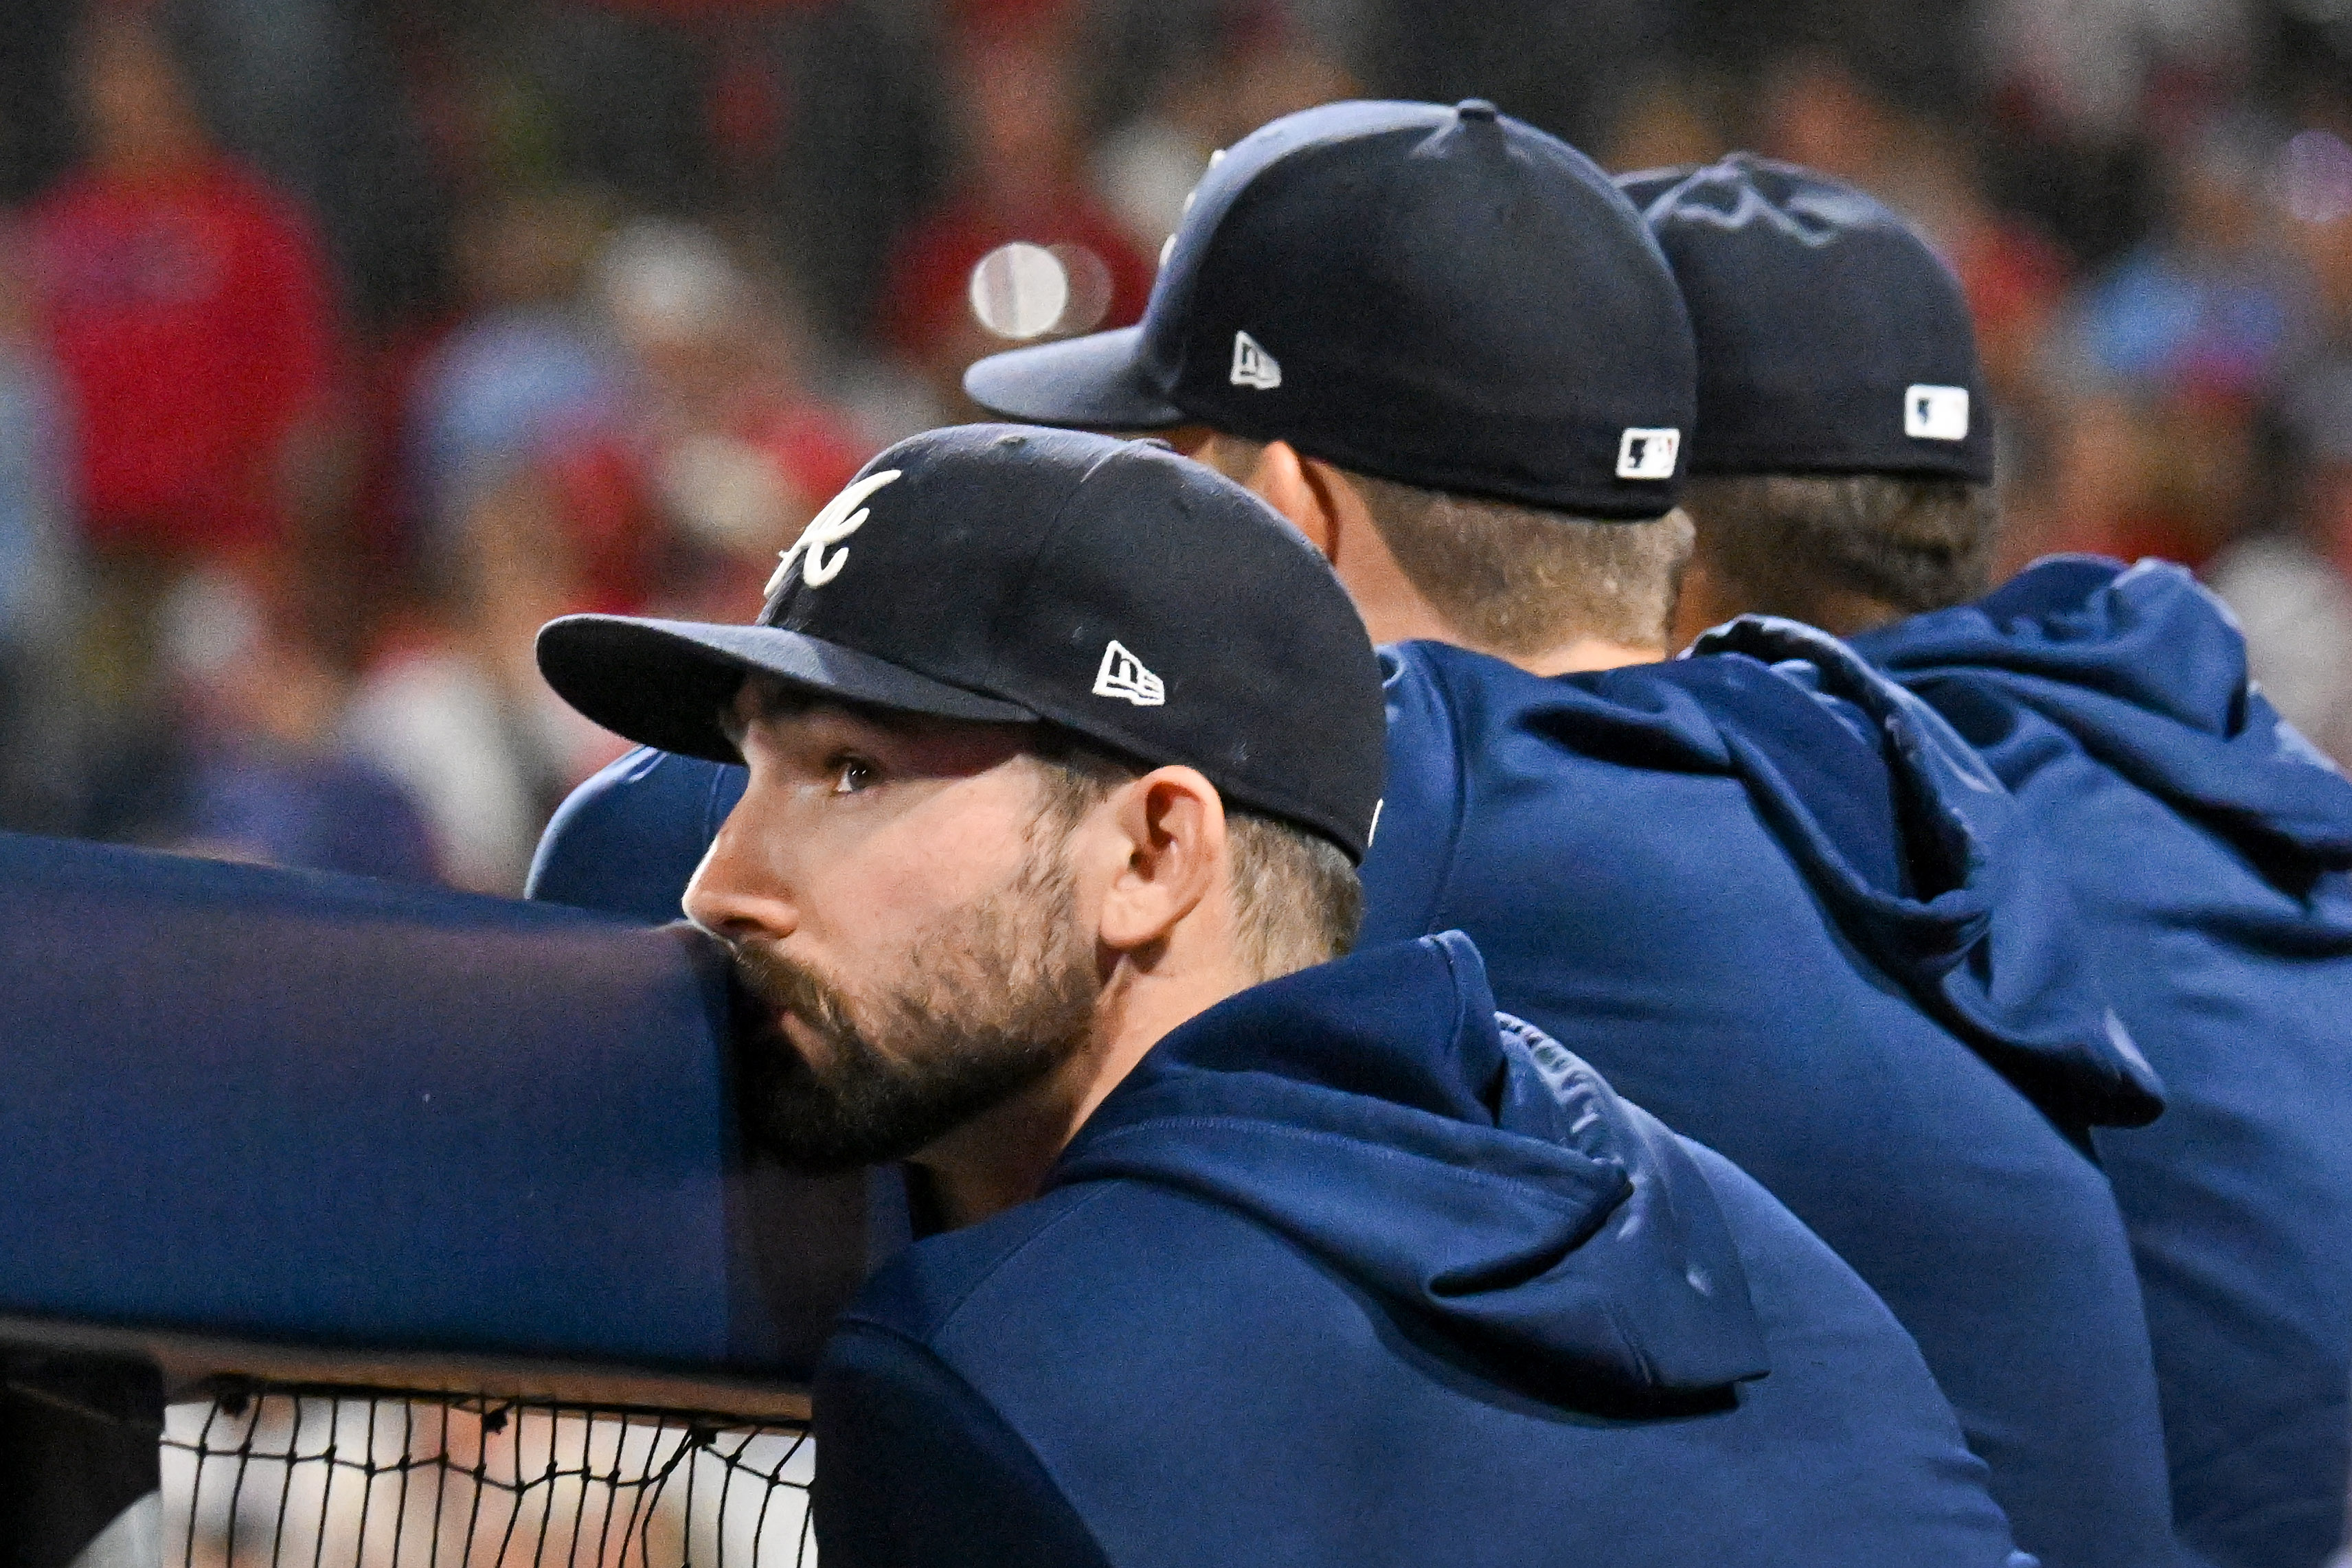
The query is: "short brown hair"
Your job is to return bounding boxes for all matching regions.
[1029,734,1361,981]
[1680,473,2000,626]
[1348,473,1693,657]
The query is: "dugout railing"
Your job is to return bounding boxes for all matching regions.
[0,832,884,1568]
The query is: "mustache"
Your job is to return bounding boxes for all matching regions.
[726,940,861,1046]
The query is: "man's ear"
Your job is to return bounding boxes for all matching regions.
[1088,766,1228,958]
[1236,441,1341,560]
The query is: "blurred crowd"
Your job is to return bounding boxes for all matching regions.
[4,0,2352,891]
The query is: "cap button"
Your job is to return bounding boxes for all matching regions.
[1456,99,1500,123]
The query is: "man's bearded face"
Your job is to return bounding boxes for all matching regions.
[725,823,1098,1173]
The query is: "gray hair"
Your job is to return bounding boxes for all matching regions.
[1345,474,1693,656]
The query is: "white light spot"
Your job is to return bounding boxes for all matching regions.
[969,242,1070,340]
[1048,242,1114,334]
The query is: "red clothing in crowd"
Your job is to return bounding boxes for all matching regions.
[30,155,338,560]
[544,400,868,616]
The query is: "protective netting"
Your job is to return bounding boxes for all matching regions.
[159,1387,815,1567]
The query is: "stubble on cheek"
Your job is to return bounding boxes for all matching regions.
[716,841,1100,1174]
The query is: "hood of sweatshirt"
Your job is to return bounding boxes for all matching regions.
[528,747,747,923]
[1853,555,2352,869]
[1052,932,1771,1402]
[1683,616,2162,1127]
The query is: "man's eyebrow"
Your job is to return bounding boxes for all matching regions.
[836,702,938,739]
[716,698,749,749]
[725,678,936,743]
[715,677,784,749]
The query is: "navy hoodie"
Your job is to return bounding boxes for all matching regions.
[1361,633,2183,1568]
[814,932,2030,1568]
[529,743,745,923]
[1855,556,2352,1568]
[526,644,2169,1568]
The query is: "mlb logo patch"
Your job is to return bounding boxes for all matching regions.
[1905,385,1970,441]
[1616,427,1680,481]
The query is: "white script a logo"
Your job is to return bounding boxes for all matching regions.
[766,468,903,597]
[1230,330,1282,391]
[1093,639,1166,707]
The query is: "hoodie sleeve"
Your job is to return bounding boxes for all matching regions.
[814,1323,1114,1568]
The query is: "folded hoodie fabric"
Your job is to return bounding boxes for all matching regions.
[1856,556,2352,1568]
[814,933,2031,1568]
[1363,637,2184,1568]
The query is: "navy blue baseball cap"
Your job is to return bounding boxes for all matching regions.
[1618,155,1994,484]
[965,100,1696,520]
[535,424,1388,861]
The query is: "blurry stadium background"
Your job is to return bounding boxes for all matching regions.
[7,1,2352,1565]
[4,0,2352,900]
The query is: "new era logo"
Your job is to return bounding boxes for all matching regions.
[1230,330,1282,390]
[1616,427,1680,481]
[1905,385,1970,441]
[1093,639,1166,707]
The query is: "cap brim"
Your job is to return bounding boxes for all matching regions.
[963,326,1187,430]
[537,615,1039,763]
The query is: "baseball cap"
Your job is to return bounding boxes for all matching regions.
[1618,155,1994,484]
[964,99,1696,519]
[535,424,1388,860]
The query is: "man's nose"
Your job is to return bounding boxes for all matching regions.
[682,819,799,942]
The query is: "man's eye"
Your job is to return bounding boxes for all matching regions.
[830,756,879,795]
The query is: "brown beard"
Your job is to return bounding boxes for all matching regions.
[724,837,1099,1174]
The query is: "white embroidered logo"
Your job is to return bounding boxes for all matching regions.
[1093,640,1166,707]
[766,468,903,597]
[1230,330,1282,390]
[1904,385,1970,441]
[1616,427,1680,480]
